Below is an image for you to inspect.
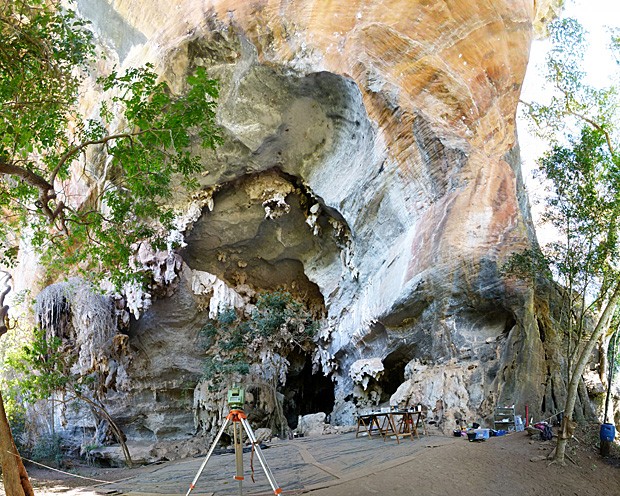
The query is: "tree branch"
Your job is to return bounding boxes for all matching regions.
[49,130,152,185]
[0,271,12,338]
[1,128,154,235]
[519,98,616,156]
[0,159,54,192]
[3,99,69,108]
[566,108,615,156]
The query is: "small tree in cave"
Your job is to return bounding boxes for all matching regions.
[6,327,134,466]
[514,18,620,464]
[0,0,221,485]
[200,291,319,437]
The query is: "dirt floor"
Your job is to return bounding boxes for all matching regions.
[10,424,620,496]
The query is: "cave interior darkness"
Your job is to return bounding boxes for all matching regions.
[282,349,335,428]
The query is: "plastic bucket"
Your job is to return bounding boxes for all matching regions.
[600,423,616,442]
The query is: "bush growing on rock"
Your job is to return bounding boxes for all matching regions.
[198,290,319,436]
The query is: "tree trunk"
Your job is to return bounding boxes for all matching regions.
[603,330,618,424]
[0,272,34,495]
[0,391,35,496]
[73,393,133,467]
[554,283,620,464]
[601,331,617,457]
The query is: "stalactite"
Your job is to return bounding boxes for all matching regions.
[34,278,130,395]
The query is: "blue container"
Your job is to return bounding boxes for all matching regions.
[600,423,616,442]
[475,428,490,440]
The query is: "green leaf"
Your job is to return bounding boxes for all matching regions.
[0,0,222,292]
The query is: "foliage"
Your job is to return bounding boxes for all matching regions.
[525,18,619,144]
[6,327,133,465]
[1,394,27,452]
[5,329,71,402]
[5,325,118,409]
[517,16,620,353]
[2,393,25,426]
[501,247,551,282]
[200,291,318,388]
[513,17,620,463]
[31,433,63,467]
[0,0,221,287]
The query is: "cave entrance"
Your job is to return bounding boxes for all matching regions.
[282,349,335,429]
[378,347,414,403]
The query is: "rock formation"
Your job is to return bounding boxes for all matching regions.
[11,0,584,453]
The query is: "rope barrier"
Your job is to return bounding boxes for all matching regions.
[7,450,128,485]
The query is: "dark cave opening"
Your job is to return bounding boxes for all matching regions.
[504,314,517,334]
[282,349,335,428]
[378,347,414,403]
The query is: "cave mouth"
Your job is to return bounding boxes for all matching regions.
[282,349,335,429]
[378,347,415,403]
[181,168,351,316]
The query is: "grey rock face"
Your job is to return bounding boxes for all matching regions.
[21,2,585,455]
[107,42,540,443]
[105,266,207,441]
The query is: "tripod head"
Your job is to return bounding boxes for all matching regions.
[227,384,245,410]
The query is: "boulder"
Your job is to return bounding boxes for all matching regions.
[297,413,327,437]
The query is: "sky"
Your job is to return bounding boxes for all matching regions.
[517,0,620,242]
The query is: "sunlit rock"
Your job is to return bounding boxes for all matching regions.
[80,0,541,439]
[14,1,580,455]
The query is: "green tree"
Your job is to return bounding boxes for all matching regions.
[6,328,134,466]
[0,0,221,283]
[0,272,33,496]
[518,17,620,464]
[0,0,221,490]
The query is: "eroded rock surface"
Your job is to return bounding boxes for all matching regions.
[15,0,576,452]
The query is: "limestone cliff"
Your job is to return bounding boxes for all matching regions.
[16,0,575,447]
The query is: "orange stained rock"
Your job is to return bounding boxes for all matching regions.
[107,0,537,274]
[113,0,534,157]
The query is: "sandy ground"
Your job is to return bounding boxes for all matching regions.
[9,425,620,496]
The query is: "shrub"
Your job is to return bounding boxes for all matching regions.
[31,433,63,467]
[200,290,318,387]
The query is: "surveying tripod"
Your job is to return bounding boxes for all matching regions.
[185,408,283,496]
